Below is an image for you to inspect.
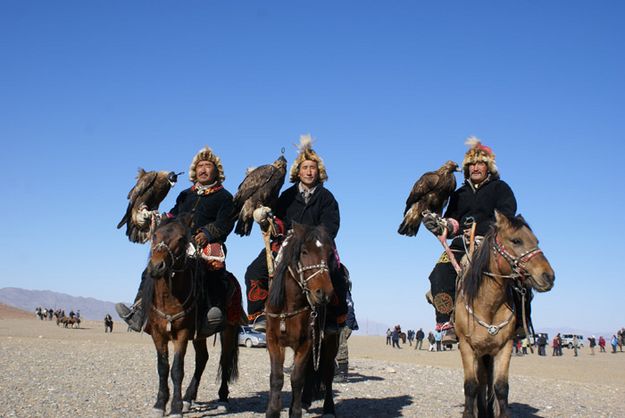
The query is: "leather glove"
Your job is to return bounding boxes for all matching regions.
[253,206,273,231]
[136,206,158,227]
[422,211,457,237]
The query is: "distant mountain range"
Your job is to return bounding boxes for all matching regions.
[0,287,122,320]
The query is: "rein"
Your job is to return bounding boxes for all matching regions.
[265,260,330,371]
[465,233,542,342]
[150,239,196,334]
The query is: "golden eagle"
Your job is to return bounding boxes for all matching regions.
[232,155,287,236]
[398,160,459,237]
[117,169,181,243]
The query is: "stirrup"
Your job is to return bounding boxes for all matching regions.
[252,315,266,333]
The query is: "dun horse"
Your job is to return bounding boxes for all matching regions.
[455,211,555,418]
[265,223,339,418]
[140,214,240,417]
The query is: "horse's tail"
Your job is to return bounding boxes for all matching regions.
[218,324,240,384]
[140,273,155,330]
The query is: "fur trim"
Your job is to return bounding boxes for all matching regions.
[289,134,328,183]
[188,146,225,183]
[462,136,498,177]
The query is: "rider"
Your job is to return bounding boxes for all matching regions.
[116,146,235,335]
[244,134,348,332]
[423,137,517,342]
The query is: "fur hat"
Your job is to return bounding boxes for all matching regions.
[289,134,328,183]
[462,136,498,177]
[188,146,225,183]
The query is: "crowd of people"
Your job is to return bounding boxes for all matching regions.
[382,327,625,357]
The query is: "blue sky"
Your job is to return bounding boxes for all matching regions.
[1,1,624,334]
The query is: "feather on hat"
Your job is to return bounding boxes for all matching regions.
[189,146,225,183]
[289,134,328,183]
[462,136,498,177]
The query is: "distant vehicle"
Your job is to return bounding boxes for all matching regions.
[561,334,584,349]
[238,326,266,348]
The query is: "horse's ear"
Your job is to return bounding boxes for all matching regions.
[291,221,304,235]
[178,212,194,229]
[517,214,526,224]
[494,210,510,228]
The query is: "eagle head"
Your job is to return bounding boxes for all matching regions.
[442,160,461,173]
[166,171,184,186]
[273,155,287,170]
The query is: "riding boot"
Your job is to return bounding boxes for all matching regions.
[198,270,226,337]
[115,269,147,332]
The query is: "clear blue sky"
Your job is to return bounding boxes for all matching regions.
[1,2,624,333]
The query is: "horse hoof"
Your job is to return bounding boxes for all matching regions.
[182,401,191,412]
[150,408,164,417]
[216,401,228,412]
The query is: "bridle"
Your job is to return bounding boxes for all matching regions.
[266,258,331,370]
[488,234,543,281]
[150,238,195,334]
[151,240,188,278]
[465,233,543,338]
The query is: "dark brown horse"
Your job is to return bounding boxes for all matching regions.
[140,214,240,417]
[265,223,339,418]
[455,211,555,418]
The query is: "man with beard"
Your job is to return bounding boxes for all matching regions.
[116,146,234,336]
[423,137,518,343]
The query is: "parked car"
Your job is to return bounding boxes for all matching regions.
[238,326,266,348]
[561,334,584,349]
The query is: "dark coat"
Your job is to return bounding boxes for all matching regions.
[274,183,340,239]
[170,186,235,243]
[444,174,517,240]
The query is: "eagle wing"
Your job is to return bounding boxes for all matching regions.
[233,164,286,236]
[399,168,458,237]
[118,169,169,244]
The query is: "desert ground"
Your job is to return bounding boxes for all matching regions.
[1,311,623,417]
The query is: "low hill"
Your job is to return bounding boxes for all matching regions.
[0,287,122,320]
[0,303,34,320]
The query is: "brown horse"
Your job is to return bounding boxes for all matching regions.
[265,223,339,418]
[455,211,555,418]
[140,214,240,417]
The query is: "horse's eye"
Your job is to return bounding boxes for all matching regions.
[301,249,309,256]
[511,238,523,246]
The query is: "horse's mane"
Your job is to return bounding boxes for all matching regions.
[268,224,333,310]
[462,214,531,306]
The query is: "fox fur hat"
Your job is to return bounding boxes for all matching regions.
[289,134,328,184]
[189,146,225,183]
[462,136,498,178]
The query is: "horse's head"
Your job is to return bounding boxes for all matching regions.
[269,223,335,310]
[147,213,192,279]
[293,223,335,306]
[493,211,555,292]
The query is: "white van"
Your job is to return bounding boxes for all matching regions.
[561,334,584,349]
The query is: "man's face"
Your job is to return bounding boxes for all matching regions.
[195,160,217,185]
[298,160,319,188]
[469,161,488,184]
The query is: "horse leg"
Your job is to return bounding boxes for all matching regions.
[289,346,311,418]
[169,336,189,417]
[492,341,513,418]
[458,337,479,418]
[153,339,170,416]
[217,324,240,405]
[321,334,339,416]
[477,355,492,418]
[266,341,285,418]
[183,338,208,410]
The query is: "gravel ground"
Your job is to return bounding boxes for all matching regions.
[1,318,624,417]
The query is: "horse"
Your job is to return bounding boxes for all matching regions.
[455,211,555,418]
[104,315,114,333]
[265,223,339,418]
[139,214,240,417]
